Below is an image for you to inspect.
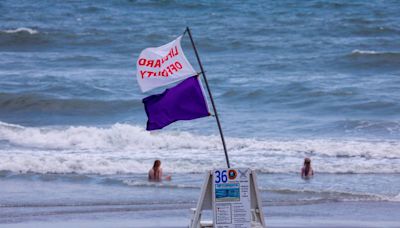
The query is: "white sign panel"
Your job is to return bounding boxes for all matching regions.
[136,35,197,92]
[213,168,251,228]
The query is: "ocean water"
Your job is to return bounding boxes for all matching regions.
[1,0,400,225]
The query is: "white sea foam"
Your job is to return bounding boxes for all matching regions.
[351,49,400,56]
[2,27,39,34]
[265,187,400,202]
[122,179,198,189]
[351,49,378,55]
[393,193,400,202]
[0,121,399,174]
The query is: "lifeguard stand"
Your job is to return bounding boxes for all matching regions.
[190,169,266,228]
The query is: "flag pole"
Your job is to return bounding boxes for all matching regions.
[185,27,231,168]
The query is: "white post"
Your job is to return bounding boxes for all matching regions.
[190,171,213,228]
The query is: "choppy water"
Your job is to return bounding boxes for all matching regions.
[0,0,399,223]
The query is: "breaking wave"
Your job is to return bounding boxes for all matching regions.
[351,49,400,57]
[344,49,400,69]
[0,122,399,174]
[1,27,39,34]
[0,27,48,47]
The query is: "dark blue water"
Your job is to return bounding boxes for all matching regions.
[1,0,399,138]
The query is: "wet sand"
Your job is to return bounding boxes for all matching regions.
[1,201,399,228]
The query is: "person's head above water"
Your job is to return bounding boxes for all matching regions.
[304,157,311,166]
[153,160,161,170]
[302,157,313,178]
[148,159,171,181]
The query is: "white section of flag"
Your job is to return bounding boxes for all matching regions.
[136,36,197,93]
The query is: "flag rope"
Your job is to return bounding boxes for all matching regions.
[185,27,231,168]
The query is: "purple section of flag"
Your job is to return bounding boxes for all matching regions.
[143,76,210,131]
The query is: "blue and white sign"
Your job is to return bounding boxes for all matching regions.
[212,168,251,228]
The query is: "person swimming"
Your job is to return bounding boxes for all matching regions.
[301,157,314,178]
[148,160,171,181]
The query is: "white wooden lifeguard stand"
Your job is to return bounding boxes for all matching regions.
[190,169,266,228]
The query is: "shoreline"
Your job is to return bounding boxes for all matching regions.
[1,201,399,228]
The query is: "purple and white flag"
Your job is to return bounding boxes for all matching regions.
[136,36,197,92]
[142,76,210,130]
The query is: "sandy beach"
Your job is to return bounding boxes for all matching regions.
[1,202,400,227]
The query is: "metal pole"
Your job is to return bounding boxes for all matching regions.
[185,27,231,168]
